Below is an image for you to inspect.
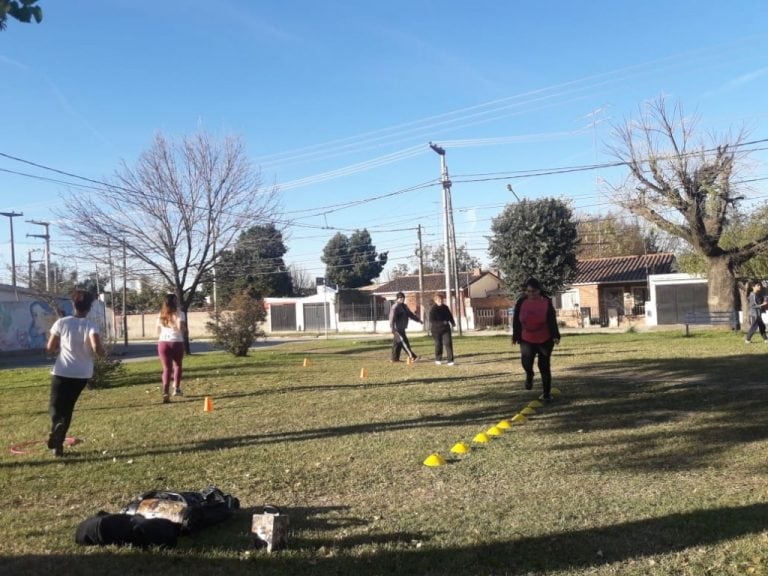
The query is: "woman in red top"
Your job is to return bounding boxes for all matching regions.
[511,278,561,400]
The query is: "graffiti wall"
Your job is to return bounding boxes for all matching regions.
[0,297,106,353]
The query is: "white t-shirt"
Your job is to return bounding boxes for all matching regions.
[50,316,100,379]
[157,311,187,342]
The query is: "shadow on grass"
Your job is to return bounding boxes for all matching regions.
[3,502,767,575]
[545,351,768,471]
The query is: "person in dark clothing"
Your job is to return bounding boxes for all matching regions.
[389,291,421,362]
[429,293,456,365]
[511,277,560,401]
[744,280,768,343]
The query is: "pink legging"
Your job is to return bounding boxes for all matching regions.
[158,341,184,394]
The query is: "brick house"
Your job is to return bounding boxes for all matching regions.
[373,269,511,330]
[557,253,677,327]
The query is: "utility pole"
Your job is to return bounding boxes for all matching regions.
[26,220,50,291]
[122,240,128,346]
[429,142,454,318]
[445,186,463,335]
[107,239,117,341]
[27,248,42,288]
[417,224,424,322]
[0,211,22,294]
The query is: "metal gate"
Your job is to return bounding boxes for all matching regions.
[270,304,296,332]
[303,303,330,331]
[656,283,708,324]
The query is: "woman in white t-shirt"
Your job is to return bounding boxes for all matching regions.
[156,293,187,403]
[45,290,104,457]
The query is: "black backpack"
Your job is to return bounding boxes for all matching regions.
[75,511,179,548]
[121,485,239,532]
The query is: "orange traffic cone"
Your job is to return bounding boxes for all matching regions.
[360,367,368,379]
[203,396,214,412]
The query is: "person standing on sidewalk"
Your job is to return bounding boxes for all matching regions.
[46,290,105,457]
[511,277,560,401]
[429,293,456,365]
[156,293,187,403]
[389,291,421,362]
[744,280,768,343]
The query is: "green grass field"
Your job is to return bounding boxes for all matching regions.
[2,330,768,576]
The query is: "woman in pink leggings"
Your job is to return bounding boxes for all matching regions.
[156,293,187,403]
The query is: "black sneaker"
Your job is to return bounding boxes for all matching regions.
[51,446,64,457]
[524,378,533,390]
[47,422,65,450]
[542,394,554,402]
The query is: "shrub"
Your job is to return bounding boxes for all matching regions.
[206,293,267,356]
[89,343,126,389]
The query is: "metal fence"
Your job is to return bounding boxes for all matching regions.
[338,301,391,322]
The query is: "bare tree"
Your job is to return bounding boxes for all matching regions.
[607,96,766,313]
[57,132,279,351]
[288,264,315,296]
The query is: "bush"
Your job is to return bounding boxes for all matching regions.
[89,343,126,389]
[206,293,267,356]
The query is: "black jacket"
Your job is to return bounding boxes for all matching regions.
[512,296,560,344]
[429,304,455,332]
[389,302,420,332]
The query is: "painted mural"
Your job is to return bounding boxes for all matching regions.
[0,297,104,353]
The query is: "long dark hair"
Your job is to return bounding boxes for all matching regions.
[523,277,551,298]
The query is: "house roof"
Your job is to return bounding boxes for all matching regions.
[573,253,676,285]
[373,271,498,295]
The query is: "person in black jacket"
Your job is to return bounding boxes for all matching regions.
[428,293,456,365]
[511,278,560,400]
[389,292,421,362]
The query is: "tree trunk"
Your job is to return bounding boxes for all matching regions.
[706,255,739,329]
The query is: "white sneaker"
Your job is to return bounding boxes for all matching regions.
[447,362,455,366]
[435,360,442,365]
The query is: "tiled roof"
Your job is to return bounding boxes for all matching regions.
[373,272,494,295]
[573,253,676,285]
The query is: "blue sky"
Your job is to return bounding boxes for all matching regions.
[1,0,767,286]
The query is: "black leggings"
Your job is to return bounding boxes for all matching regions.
[49,375,88,441]
[519,340,555,395]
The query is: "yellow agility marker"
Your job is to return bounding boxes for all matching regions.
[511,413,527,425]
[473,432,490,443]
[303,358,310,367]
[423,453,447,467]
[360,367,368,379]
[497,420,512,430]
[521,406,537,416]
[528,400,544,409]
[450,442,470,455]
[486,426,503,437]
[551,387,561,396]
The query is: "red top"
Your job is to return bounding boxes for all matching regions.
[518,298,551,343]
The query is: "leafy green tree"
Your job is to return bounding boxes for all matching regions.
[215,224,293,304]
[0,0,42,30]
[488,198,579,295]
[609,96,766,313]
[321,229,387,288]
